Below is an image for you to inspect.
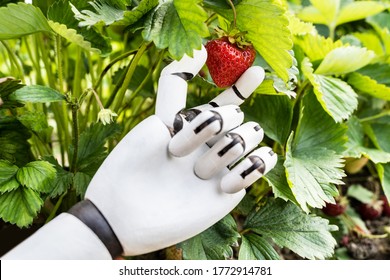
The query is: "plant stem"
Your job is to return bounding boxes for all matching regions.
[54,34,71,167]
[73,47,82,99]
[45,192,67,224]
[91,88,105,110]
[1,41,23,80]
[360,111,390,123]
[55,34,64,93]
[113,42,149,113]
[93,49,138,90]
[226,0,237,28]
[70,103,79,173]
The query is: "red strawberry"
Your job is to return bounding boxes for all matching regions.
[358,200,383,220]
[381,195,390,217]
[205,36,256,88]
[322,197,348,217]
[322,202,346,217]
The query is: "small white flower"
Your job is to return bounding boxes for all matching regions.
[97,109,118,125]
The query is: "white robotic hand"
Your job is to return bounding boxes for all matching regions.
[84,46,277,257]
[2,46,277,260]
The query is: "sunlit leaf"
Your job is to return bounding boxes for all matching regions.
[48,0,111,54]
[294,33,343,62]
[336,1,386,25]
[142,0,209,60]
[71,0,124,26]
[352,32,387,59]
[244,198,338,260]
[298,0,385,27]
[48,21,101,53]
[0,2,52,39]
[302,58,358,123]
[315,46,375,76]
[348,72,390,101]
[286,11,315,36]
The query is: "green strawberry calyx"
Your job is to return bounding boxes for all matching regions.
[214,26,253,49]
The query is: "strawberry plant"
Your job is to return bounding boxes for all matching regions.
[1,0,390,260]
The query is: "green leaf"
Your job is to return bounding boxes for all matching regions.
[71,122,121,173]
[71,0,124,27]
[0,2,52,39]
[73,172,92,198]
[357,63,390,87]
[0,116,34,166]
[302,58,358,123]
[178,215,240,260]
[298,0,339,26]
[346,184,375,204]
[48,0,112,55]
[284,92,347,212]
[369,120,390,153]
[16,161,56,193]
[9,85,65,103]
[353,32,386,57]
[48,21,102,54]
[239,233,280,260]
[0,160,19,193]
[286,11,315,36]
[294,33,343,62]
[348,72,390,101]
[345,117,390,164]
[377,163,390,201]
[142,0,209,60]
[42,156,73,198]
[264,157,298,204]
[336,1,386,26]
[212,0,293,82]
[244,198,338,260]
[298,0,385,27]
[17,111,53,143]
[243,94,293,145]
[315,46,375,76]
[119,0,158,26]
[0,187,43,227]
[0,77,24,99]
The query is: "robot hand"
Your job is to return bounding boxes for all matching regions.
[2,46,277,260]
[84,46,277,257]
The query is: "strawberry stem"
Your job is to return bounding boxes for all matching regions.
[226,0,237,28]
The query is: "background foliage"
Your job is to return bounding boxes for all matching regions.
[0,0,390,259]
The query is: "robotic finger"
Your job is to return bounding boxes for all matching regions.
[169,105,244,157]
[221,147,277,194]
[194,122,265,180]
[195,66,265,112]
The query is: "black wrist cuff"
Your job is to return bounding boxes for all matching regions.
[68,199,123,259]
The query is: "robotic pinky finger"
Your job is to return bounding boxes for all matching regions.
[220,147,277,194]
